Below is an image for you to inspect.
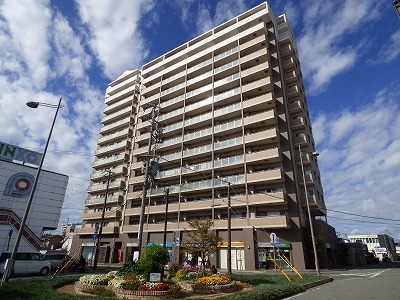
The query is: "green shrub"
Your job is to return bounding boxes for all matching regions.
[116,260,145,276]
[136,243,169,278]
[121,280,140,291]
[85,285,116,297]
[218,283,305,300]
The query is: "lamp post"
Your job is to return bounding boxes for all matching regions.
[2,97,62,283]
[298,145,320,276]
[394,0,400,17]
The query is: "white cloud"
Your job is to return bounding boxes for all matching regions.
[76,0,154,79]
[0,0,52,87]
[297,0,383,94]
[315,88,400,235]
[194,0,248,35]
[372,29,400,64]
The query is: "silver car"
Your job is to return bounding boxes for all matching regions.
[0,252,51,276]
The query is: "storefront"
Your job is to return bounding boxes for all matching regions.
[218,242,245,270]
[257,242,291,269]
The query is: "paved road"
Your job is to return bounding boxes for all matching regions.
[285,262,400,300]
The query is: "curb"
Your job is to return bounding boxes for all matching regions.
[302,277,333,290]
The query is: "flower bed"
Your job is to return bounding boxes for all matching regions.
[75,271,180,299]
[75,281,180,299]
[195,274,231,285]
[178,280,237,294]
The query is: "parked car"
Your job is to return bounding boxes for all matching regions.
[0,252,51,276]
[44,251,71,270]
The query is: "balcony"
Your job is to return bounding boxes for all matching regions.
[284,70,297,83]
[240,35,265,52]
[142,80,161,95]
[100,117,132,134]
[95,141,128,155]
[92,153,128,168]
[102,106,132,123]
[107,74,140,96]
[97,129,131,145]
[247,168,284,184]
[243,110,277,128]
[85,194,123,206]
[241,61,270,79]
[90,166,126,179]
[247,192,286,205]
[82,210,121,221]
[246,147,281,163]
[291,117,305,130]
[288,100,301,112]
[280,43,293,58]
[122,224,139,233]
[126,191,142,200]
[104,96,134,115]
[78,226,98,235]
[293,135,307,146]
[213,215,290,229]
[286,85,300,98]
[240,48,268,65]
[105,87,138,105]
[243,93,274,111]
[140,93,159,106]
[244,128,279,145]
[87,179,125,192]
[242,77,273,94]
[282,57,294,69]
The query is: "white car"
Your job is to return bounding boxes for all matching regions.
[0,252,51,276]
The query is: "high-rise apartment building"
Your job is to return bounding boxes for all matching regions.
[72,2,331,271]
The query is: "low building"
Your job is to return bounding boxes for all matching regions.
[0,142,68,254]
[347,234,398,261]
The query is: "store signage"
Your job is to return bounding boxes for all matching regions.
[258,242,291,248]
[0,142,42,166]
[217,242,245,247]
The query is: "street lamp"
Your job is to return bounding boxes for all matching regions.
[298,145,320,276]
[2,98,62,283]
[394,1,400,18]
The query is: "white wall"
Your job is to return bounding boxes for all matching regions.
[0,160,68,253]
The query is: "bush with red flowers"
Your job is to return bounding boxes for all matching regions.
[138,282,170,291]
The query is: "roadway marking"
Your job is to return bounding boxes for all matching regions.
[338,268,389,278]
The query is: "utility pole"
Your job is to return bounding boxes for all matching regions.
[137,104,162,259]
[93,169,114,270]
[227,182,231,274]
[163,188,170,248]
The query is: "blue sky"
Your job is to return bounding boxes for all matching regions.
[0,0,399,241]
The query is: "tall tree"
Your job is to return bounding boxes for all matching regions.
[181,220,222,276]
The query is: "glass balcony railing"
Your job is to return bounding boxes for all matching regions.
[182,144,212,157]
[214,136,243,150]
[214,47,238,62]
[162,70,186,85]
[183,127,212,141]
[184,111,212,127]
[214,102,241,118]
[187,58,213,73]
[214,87,240,103]
[214,59,239,75]
[214,119,242,133]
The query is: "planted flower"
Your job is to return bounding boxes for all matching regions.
[194,274,231,285]
[138,282,170,291]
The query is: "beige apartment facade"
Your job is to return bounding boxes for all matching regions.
[71,2,329,271]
